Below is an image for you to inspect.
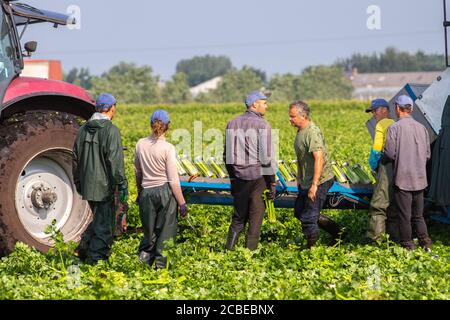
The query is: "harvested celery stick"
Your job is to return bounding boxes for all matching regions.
[278,160,296,182]
[194,156,214,178]
[332,161,348,183]
[289,160,298,177]
[180,155,199,176]
[207,157,227,178]
[341,162,360,184]
[263,190,276,223]
[176,157,187,176]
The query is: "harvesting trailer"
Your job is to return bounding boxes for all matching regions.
[0,1,95,255]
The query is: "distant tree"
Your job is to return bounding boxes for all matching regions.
[298,65,353,100]
[197,67,264,103]
[268,73,301,102]
[242,65,267,84]
[91,62,159,104]
[64,67,93,90]
[160,72,192,104]
[176,55,233,87]
[336,47,445,73]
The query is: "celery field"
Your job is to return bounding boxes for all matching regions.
[1,101,450,299]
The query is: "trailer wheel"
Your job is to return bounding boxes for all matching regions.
[0,111,92,255]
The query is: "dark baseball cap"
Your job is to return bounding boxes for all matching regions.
[365,98,389,113]
[95,93,116,109]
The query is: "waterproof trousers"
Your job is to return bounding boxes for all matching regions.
[77,200,115,262]
[138,183,178,269]
[367,162,400,241]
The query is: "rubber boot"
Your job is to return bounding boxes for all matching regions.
[418,236,433,252]
[318,214,347,244]
[245,235,259,251]
[225,228,240,251]
[306,233,320,249]
[366,215,386,241]
[74,243,88,262]
[138,250,155,265]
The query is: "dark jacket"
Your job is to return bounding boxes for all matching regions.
[72,117,128,201]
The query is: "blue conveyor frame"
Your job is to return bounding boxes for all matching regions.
[181,171,373,209]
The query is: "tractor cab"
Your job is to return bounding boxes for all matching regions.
[0,0,74,101]
[0,3,20,94]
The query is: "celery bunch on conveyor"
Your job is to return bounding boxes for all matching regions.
[179,155,199,177]
[332,161,348,183]
[194,156,215,178]
[289,160,298,178]
[352,164,374,184]
[341,162,361,184]
[206,157,228,178]
[278,160,296,182]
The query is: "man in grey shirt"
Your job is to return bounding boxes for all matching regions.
[224,91,277,251]
[383,95,432,251]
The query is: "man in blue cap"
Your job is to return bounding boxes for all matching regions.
[384,95,432,251]
[223,90,277,250]
[72,93,128,263]
[364,98,398,242]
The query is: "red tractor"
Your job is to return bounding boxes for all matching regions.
[0,1,94,255]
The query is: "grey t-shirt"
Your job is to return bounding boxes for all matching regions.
[384,116,430,191]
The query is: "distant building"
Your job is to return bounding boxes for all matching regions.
[22,60,63,80]
[189,76,222,97]
[349,68,442,100]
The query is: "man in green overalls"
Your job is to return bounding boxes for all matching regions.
[365,99,399,242]
[72,93,128,263]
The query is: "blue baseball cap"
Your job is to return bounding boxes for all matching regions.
[365,98,389,113]
[95,93,116,109]
[150,109,170,125]
[395,95,414,107]
[245,91,269,108]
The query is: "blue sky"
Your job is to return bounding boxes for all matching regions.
[20,0,443,80]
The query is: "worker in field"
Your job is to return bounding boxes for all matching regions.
[72,93,128,263]
[383,95,432,251]
[365,98,399,242]
[223,90,277,251]
[135,109,188,269]
[289,100,346,248]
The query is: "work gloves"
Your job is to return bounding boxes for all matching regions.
[180,203,188,218]
[119,188,128,203]
[368,148,382,172]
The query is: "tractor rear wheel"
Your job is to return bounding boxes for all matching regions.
[0,111,92,255]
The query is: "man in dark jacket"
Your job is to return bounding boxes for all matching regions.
[73,93,128,262]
